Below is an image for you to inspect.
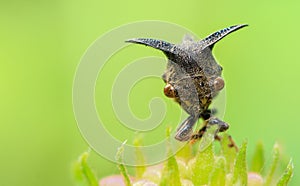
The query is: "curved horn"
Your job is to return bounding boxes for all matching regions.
[201,24,248,50]
[126,38,175,54]
[126,38,199,72]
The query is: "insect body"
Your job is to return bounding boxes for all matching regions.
[126,24,247,142]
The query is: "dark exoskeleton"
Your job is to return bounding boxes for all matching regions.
[126,24,248,142]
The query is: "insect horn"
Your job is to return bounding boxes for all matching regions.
[126,38,198,72]
[201,24,248,50]
[126,38,175,55]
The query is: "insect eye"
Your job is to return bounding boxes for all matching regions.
[214,77,224,91]
[164,84,176,98]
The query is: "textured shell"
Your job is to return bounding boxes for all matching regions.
[162,36,222,116]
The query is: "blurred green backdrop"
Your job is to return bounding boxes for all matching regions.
[1,0,300,185]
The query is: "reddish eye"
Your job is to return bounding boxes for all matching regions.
[214,77,224,91]
[164,84,176,98]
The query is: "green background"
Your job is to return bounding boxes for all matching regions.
[1,0,299,185]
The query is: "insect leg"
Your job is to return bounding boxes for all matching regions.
[175,115,198,141]
[207,117,229,132]
[207,118,238,150]
[190,117,229,143]
[227,135,238,151]
[190,125,207,144]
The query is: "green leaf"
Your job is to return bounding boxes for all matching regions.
[176,143,193,160]
[159,154,182,186]
[209,157,226,186]
[73,158,85,186]
[251,141,264,173]
[231,140,248,186]
[116,140,132,186]
[176,158,189,180]
[75,151,98,186]
[133,134,146,178]
[264,143,280,186]
[191,141,214,185]
[220,133,238,173]
[199,124,219,152]
[276,159,294,186]
[159,127,181,186]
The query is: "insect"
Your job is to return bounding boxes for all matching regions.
[126,24,248,142]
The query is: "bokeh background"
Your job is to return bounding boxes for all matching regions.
[1,0,300,185]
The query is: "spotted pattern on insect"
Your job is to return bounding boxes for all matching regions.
[126,24,248,142]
